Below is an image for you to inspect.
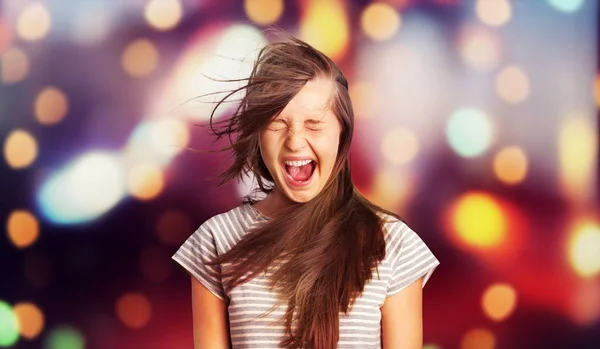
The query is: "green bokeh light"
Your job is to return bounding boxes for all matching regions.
[446,108,493,158]
[547,0,585,13]
[0,301,19,347]
[45,326,84,349]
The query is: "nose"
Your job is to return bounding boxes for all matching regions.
[284,123,307,151]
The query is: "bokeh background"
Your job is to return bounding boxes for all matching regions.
[1,0,599,348]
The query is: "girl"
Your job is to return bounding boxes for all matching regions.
[173,36,439,349]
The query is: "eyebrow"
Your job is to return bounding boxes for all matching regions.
[273,117,326,124]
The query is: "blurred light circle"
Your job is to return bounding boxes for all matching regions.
[558,114,596,203]
[7,210,39,248]
[17,2,52,41]
[349,82,380,119]
[0,301,19,347]
[493,146,528,185]
[37,152,126,224]
[144,0,183,31]
[570,281,600,325]
[300,0,349,61]
[156,209,193,246]
[121,38,159,77]
[71,5,111,45]
[461,328,496,349]
[482,283,517,321]
[0,18,13,54]
[151,119,189,156]
[451,192,507,248]
[127,164,164,201]
[1,47,29,84]
[125,121,173,167]
[380,127,419,165]
[35,87,69,125]
[245,0,284,25]
[140,246,173,282]
[369,168,415,213]
[459,27,501,71]
[4,129,38,169]
[157,24,266,122]
[45,326,84,349]
[568,221,600,278]
[361,2,401,41]
[495,65,530,104]
[116,293,152,329]
[13,302,44,339]
[446,108,493,158]
[475,0,511,27]
[547,0,585,13]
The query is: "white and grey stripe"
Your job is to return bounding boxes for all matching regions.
[173,204,439,348]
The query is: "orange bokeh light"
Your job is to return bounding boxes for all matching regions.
[13,302,45,339]
[116,293,152,329]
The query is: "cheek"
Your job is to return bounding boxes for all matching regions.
[259,132,276,159]
[315,133,341,167]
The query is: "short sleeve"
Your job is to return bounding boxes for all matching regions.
[172,224,227,302]
[386,221,440,297]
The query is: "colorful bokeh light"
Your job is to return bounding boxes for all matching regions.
[17,2,52,42]
[144,0,183,31]
[482,283,518,321]
[446,108,494,158]
[567,221,600,278]
[44,326,84,349]
[1,47,30,84]
[475,0,512,27]
[38,152,126,224]
[449,192,507,249]
[547,0,586,13]
[13,302,44,339]
[7,210,39,249]
[244,0,284,26]
[493,146,528,185]
[35,87,69,125]
[300,0,349,61]
[361,2,401,41]
[3,129,38,169]
[0,301,18,347]
[116,293,152,330]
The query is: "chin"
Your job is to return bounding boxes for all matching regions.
[285,191,316,203]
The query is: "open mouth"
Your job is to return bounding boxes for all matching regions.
[282,160,317,185]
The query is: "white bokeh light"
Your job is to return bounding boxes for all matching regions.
[38,152,126,224]
[446,108,494,158]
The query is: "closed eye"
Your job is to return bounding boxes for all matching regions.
[267,119,286,131]
[305,119,324,131]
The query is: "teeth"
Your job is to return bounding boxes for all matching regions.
[283,159,312,167]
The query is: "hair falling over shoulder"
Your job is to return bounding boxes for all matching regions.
[207,34,402,349]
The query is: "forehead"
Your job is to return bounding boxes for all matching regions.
[279,78,335,120]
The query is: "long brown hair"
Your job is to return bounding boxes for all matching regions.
[208,36,400,348]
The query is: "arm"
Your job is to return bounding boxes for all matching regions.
[381,277,424,349]
[191,277,231,349]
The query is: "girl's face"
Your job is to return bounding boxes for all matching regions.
[259,78,342,204]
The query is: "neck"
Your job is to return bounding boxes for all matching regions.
[254,187,295,217]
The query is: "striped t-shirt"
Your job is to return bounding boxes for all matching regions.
[173,203,439,348]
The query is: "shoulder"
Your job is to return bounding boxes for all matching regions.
[375,211,435,265]
[199,204,257,232]
[376,211,410,243]
[194,204,258,250]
